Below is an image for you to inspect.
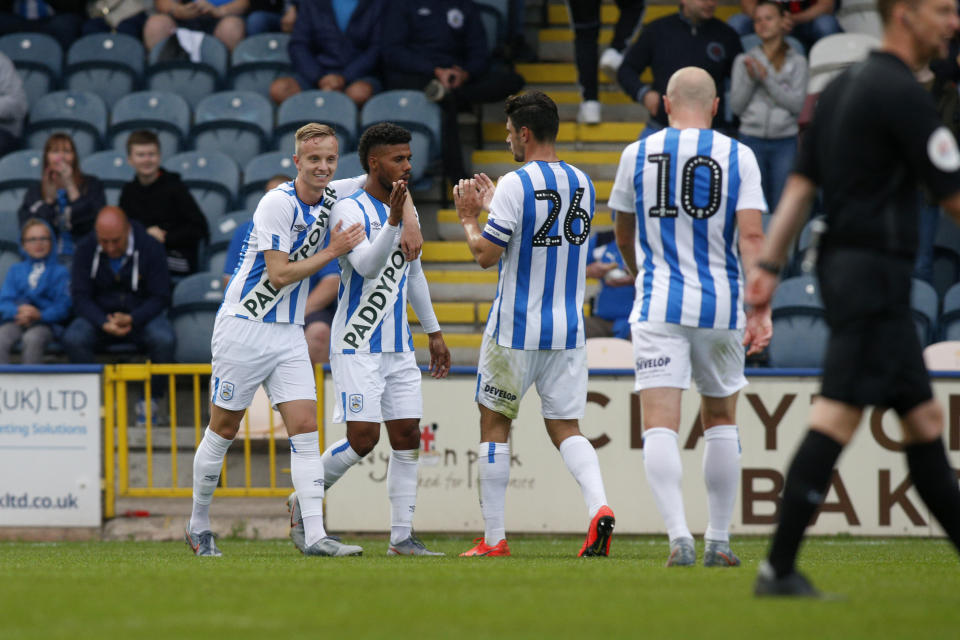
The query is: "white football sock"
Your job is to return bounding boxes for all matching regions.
[478,442,510,545]
[321,437,363,490]
[703,424,741,543]
[190,426,232,534]
[559,434,608,518]
[387,449,419,544]
[643,427,691,542]
[289,431,327,546]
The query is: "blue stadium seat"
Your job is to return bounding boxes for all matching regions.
[241,152,295,211]
[191,90,273,168]
[165,150,240,218]
[107,91,191,155]
[0,209,21,250]
[81,150,134,206]
[474,0,506,51]
[335,151,364,183]
[933,212,960,300]
[170,271,225,363]
[229,33,292,97]
[25,90,108,157]
[0,32,62,108]
[275,90,358,153]
[911,278,938,346]
[768,275,829,369]
[940,282,960,340]
[361,91,442,160]
[146,34,227,108]
[64,33,144,108]
[206,210,253,275]
[408,130,431,184]
[0,149,42,214]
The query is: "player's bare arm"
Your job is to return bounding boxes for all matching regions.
[455,178,504,268]
[399,188,423,261]
[264,221,364,289]
[427,331,451,379]
[614,211,638,278]
[737,208,772,355]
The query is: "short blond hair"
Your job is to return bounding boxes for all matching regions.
[294,123,337,155]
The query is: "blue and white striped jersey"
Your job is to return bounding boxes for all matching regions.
[330,189,416,354]
[608,128,766,330]
[482,160,595,350]
[220,176,364,325]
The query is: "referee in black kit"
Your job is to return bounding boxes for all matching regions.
[746,0,960,597]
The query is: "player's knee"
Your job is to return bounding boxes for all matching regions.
[902,399,944,444]
[270,76,300,105]
[348,429,379,456]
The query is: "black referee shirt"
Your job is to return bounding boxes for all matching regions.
[796,51,960,258]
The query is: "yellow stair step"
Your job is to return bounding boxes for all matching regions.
[547,4,738,25]
[421,241,475,262]
[517,63,652,85]
[473,149,622,165]
[426,269,500,284]
[437,209,613,227]
[408,302,475,324]
[483,121,643,143]
[412,332,483,349]
[547,90,634,105]
[540,28,615,44]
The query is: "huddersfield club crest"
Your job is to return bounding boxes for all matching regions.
[349,394,363,413]
[219,381,235,402]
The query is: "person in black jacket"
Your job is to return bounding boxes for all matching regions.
[119,130,209,279]
[380,0,524,183]
[18,132,106,260]
[62,206,175,366]
[617,0,742,134]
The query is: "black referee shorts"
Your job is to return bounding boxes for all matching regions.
[816,249,932,416]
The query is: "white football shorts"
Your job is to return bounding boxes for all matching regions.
[330,351,422,423]
[210,314,315,411]
[475,334,587,420]
[630,320,747,397]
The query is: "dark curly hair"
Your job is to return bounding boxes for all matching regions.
[504,91,559,144]
[358,122,412,172]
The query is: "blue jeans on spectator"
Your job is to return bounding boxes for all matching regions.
[246,10,281,35]
[739,134,797,213]
[63,314,176,395]
[914,197,939,286]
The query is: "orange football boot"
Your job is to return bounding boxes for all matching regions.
[578,505,615,557]
[459,537,511,557]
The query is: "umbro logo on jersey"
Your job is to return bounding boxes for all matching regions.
[370,221,382,230]
[293,224,307,232]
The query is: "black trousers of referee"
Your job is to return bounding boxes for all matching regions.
[384,67,525,185]
[566,0,645,100]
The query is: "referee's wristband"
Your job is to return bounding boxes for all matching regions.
[755,260,782,276]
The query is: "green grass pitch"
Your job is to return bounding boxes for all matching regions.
[1,536,958,639]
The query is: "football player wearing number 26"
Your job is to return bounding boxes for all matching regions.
[610,67,770,568]
[454,91,615,559]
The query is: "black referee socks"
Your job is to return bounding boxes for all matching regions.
[905,438,960,554]
[768,430,844,578]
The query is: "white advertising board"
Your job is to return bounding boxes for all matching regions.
[0,372,101,527]
[324,373,960,537]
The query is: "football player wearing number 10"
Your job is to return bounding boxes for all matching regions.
[454,91,615,558]
[611,67,771,567]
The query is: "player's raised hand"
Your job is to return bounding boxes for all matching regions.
[389,179,407,222]
[328,221,365,256]
[427,331,451,379]
[474,173,496,210]
[454,178,482,221]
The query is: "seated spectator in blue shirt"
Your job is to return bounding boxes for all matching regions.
[0,0,85,50]
[585,232,634,339]
[18,133,106,261]
[0,219,71,364]
[269,0,384,107]
[380,0,525,183]
[143,0,247,53]
[63,206,175,369]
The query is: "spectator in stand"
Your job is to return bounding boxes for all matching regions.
[119,130,209,280]
[0,0,85,50]
[246,0,296,35]
[269,0,384,107]
[727,0,841,53]
[143,0,247,52]
[63,206,174,418]
[0,219,70,364]
[0,51,27,157]
[585,230,634,339]
[380,0,525,184]
[18,133,106,260]
[81,0,149,39]
[617,0,742,135]
[567,0,646,124]
[730,0,807,212]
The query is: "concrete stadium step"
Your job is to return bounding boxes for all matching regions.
[436,209,614,241]
[412,331,482,366]
[421,240,474,263]
[472,149,622,181]
[425,268,499,302]
[517,62,652,85]
[482,121,643,145]
[408,302,477,325]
